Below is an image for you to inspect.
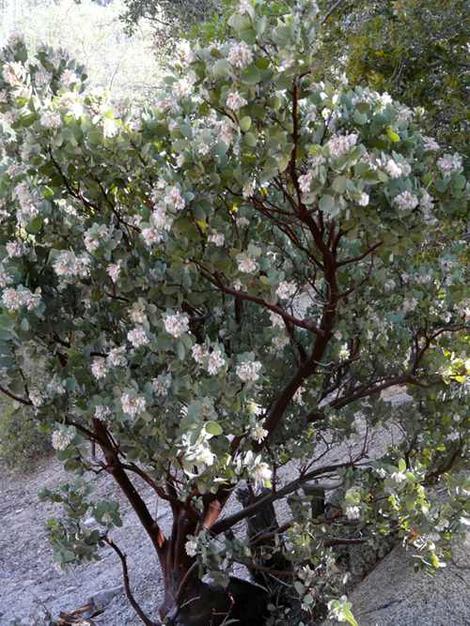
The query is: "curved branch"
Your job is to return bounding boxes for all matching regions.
[93,419,167,556]
[104,536,160,626]
[195,263,323,335]
[0,384,32,405]
[336,240,383,267]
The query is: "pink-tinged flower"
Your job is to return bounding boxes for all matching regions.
[226,91,247,111]
[164,312,190,338]
[227,41,253,69]
[236,359,262,383]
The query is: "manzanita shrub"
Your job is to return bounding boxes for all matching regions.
[0,1,468,624]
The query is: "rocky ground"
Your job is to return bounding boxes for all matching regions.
[0,457,166,625]
[1,403,469,626]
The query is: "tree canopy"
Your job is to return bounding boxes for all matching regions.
[0,1,468,624]
[319,0,469,152]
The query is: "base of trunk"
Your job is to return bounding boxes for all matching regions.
[165,576,269,626]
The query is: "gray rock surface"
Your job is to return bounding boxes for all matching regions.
[89,585,124,611]
[344,537,470,626]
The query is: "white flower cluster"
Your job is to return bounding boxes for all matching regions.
[227,41,253,69]
[40,109,61,129]
[14,182,40,228]
[6,240,27,258]
[250,422,268,444]
[174,73,196,100]
[420,190,434,212]
[84,224,111,253]
[164,311,190,338]
[2,285,41,311]
[60,92,84,119]
[237,252,258,274]
[61,69,79,87]
[437,153,463,176]
[345,505,361,520]
[226,90,247,111]
[242,180,255,198]
[2,61,26,87]
[236,216,250,227]
[102,116,119,139]
[91,357,108,380]
[121,392,146,418]
[298,151,324,193]
[129,301,147,325]
[236,358,262,383]
[107,262,122,283]
[293,386,305,405]
[393,191,419,212]
[420,190,436,224]
[34,67,52,89]
[384,158,411,179]
[180,427,217,474]
[164,186,186,211]
[357,191,369,206]
[291,284,316,319]
[208,231,225,246]
[51,426,76,451]
[152,372,172,396]
[142,206,173,248]
[390,470,407,483]
[107,346,127,368]
[238,0,253,14]
[252,461,272,488]
[95,405,112,421]
[338,344,350,361]
[141,186,185,247]
[240,451,272,488]
[327,133,358,158]
[217,119,235,145]
[422,136,440,152]
[298,171,313,193]
[175,40,196,66]
[272,334,289,350]
[327,597,355,625]
[270,311,284,329]
[185,536,199,557]
[127,326,149,348]
[53,250,90,279]
[29,388,43,408]
[276,280,297,300]
[191,344,226,375]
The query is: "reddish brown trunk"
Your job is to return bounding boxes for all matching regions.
[158,506,198,620]
[158,507,268,626]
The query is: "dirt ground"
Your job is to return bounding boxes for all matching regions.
[0,457,165,625]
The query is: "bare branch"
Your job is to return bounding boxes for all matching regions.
[0,384,32,405]
[195,263,324,335]
[336,241,383,267]
[210,459,363,535]
[104,536,160,626]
